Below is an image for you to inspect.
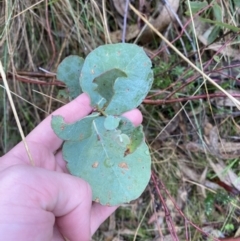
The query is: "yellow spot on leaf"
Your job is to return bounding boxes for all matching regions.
[92,162,99,168]
[118,162,129,169]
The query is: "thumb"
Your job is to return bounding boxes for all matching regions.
[0,165,92,241]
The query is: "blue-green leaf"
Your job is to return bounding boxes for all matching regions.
[51,112,100,141]
[52,43,153,206]
[62,116,151,205]
[104,115,121,130]
[57,55,84,99]
[80,43,153,115]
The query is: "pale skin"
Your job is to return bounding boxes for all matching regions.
[0,93,143,241]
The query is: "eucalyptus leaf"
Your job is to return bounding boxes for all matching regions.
[80,43,153,115]
[57,55,84,99]
[125,125,144,156]
[118,134,131,145]
[117,118,144,154]
[104,115,121,130]
[62,116,151,205]
[51,112,100,141]
[52,43,153,206]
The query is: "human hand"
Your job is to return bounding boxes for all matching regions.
[0,93,143,241]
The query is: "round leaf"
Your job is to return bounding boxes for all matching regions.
[57,55,84,99]
[104,115,121,130]
[62,116,151,205]
[80,43,153,115]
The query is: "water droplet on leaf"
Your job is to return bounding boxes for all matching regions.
[104,158,114,167]
[144,150,150,155]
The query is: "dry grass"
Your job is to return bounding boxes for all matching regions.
[1,0,240,240]
[0,0,106,152]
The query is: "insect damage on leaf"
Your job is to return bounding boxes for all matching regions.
[93,68,127,110]
[52,43,153,206]
[80,43,153,115]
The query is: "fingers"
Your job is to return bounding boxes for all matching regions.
[90,203,118,235]
[12,93,142,158]
[5,92,143,169]
[122,108,143,126]
[26,93,92,153]
[0,142,59,172]
[25,93,142,153]
[4,93,91,167]
[0,165,120,240]
[0,165,93,241]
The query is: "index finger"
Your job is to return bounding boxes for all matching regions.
[26,93,92,153]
